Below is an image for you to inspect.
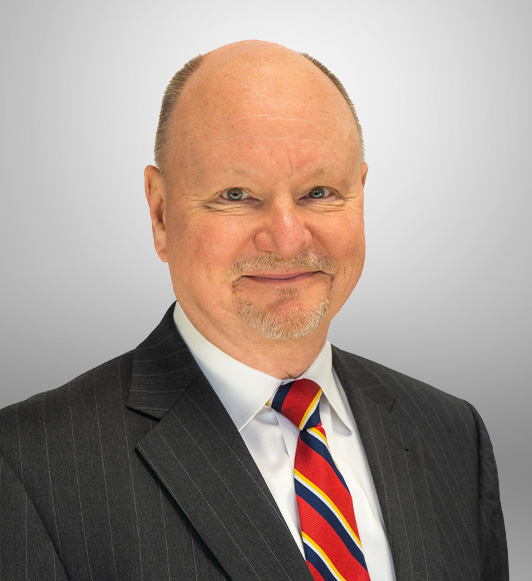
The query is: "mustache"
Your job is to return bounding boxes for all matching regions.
[228,251,338,277]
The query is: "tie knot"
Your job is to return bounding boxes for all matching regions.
[270,379,323,431]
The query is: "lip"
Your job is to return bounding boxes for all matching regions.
[242,271,322,283]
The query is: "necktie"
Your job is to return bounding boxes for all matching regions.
[271,379,371,581]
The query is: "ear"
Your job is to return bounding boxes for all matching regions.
[361,162,368,187]
[144,165,168,262]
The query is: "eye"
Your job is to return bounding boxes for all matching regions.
[222,187,249,201]
[307,186,334,199]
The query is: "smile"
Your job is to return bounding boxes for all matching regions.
[242,271,325,284]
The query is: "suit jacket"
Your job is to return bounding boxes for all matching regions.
[0,304,508,580]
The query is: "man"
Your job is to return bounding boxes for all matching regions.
[0,41,507,580]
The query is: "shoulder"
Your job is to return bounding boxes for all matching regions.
[0,350,132,419]
[0,351,133,470]
[332,345,482,435]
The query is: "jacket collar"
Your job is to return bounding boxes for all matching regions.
[128,304,313,581]
[127,305,441,581]
[333,346,443,581]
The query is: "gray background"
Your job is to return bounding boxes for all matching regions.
[1,0,529,577]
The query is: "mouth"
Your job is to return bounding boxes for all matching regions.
[241,271,325,284]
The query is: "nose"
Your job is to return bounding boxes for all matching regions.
[254,196,312,257]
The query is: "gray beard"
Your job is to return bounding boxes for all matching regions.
[235,287,332,340]
[229,251,337,340]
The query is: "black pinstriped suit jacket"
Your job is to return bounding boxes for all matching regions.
[0,304,508,580]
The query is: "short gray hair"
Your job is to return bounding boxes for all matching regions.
[300,53,365,162]
[153,52,364,174]
[154,54,205,174]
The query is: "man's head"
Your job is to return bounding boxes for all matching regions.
[145,40,368,365]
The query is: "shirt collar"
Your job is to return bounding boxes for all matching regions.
[172,301,352,432]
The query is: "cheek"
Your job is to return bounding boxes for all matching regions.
[322,217,365,265]
[323,218,365,303]
[167,213,251,278]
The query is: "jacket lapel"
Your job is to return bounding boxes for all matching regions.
[127,304,312,581]
[126,304,443,580]
[333,347,443,581]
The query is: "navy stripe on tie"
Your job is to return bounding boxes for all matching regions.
[296,479,368,569]
[271,381,294,412]
[303,540,340,581]
[301,406,321,430]
[299,430,349,491]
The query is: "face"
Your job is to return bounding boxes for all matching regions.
[146,48,368,348]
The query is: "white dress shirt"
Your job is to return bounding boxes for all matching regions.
[173,302,395,580]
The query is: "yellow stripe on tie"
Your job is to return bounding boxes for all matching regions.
[301,532,347,581]
[307,428,347,492]
[308,427,344,474]
[295,469,363,550]
[308,426,328,447]
[299,389,322,430]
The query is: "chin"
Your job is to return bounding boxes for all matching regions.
[236,295,331,341]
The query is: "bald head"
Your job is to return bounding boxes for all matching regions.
[154,41,364,175]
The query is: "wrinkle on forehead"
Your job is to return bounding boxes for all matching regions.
[181,112,357,150]
[175,43,356,132]
[164,42,361,183]
[215,114,337,123]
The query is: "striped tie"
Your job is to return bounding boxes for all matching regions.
[271,379,371,581]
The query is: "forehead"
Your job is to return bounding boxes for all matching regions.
[188,109,352,150]
[165,48,360,183]
[182,47,344,105]
[180,50,356,134]
[172,118,359,194]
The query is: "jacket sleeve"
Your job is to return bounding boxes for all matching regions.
[470,405,509,581]
[0,455,69,580]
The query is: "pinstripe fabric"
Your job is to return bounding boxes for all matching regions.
[0,303,508,580]
[333,348,508,581]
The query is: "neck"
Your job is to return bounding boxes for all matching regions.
[178,304,329,379]
[216,333,328,379]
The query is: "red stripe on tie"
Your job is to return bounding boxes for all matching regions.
[307,561,327,581]
[296,438,362,539]
[298,498,369,580]
[279,379,321,427]
[271,380,371,581]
